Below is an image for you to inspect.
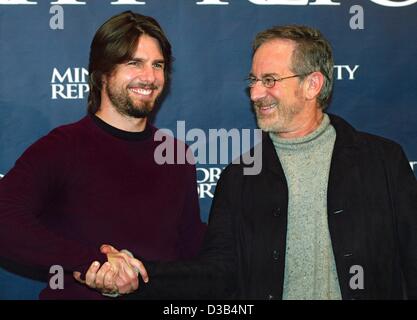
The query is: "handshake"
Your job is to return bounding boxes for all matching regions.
[73,244,148,297]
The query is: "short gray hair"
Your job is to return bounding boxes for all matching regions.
[253,25,334,109]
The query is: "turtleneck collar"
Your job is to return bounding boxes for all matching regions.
[269,113,332,150]
[89,113,153,141]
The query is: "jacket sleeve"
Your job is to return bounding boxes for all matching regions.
[0,129,104,278]
[127,165,238,300]
[390,146,417,299]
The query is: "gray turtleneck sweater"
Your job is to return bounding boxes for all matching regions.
[269,114,342,300]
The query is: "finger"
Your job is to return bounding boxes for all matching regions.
[106,256,136,292]
[115,273,134,295]
[100,244,118,254]
[106,256,138,293]
[129,273,139,292]
[128,257,149,283]
[121,262,139,291]
[103,268,117,293]
[85,261,101,288]
[112,261,138,294]
[114,251,133,266]
[107,253,143,289]
[117,250,149,284]
[73,271,85,284]
[120,249,134,258]
[95,262,112,290]
[121,260,136,279]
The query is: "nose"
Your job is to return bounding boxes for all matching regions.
[250,81,267,102]
[138,64,156,84]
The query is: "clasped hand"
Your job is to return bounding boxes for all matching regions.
[73,244,148,296]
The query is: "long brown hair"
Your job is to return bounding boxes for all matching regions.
[87,11,172,114]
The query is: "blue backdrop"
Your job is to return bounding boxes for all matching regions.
[0,0,416,299]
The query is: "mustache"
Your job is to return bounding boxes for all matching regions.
[128,82,159,90]
[253,98,278,109]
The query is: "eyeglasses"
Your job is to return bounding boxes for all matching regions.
[246,73,309,88]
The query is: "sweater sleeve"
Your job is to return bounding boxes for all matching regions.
[125,165,238,300]
[0,128,104,278]
[177,162,207,259]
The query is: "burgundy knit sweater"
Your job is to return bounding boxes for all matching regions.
[0,115,206,299]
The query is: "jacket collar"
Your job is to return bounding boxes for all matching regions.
[327,113,361,150]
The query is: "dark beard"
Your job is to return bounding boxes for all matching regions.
[106,83,156,119]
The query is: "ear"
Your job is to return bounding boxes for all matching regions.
[101,73,108,86]
[304,72,325,101]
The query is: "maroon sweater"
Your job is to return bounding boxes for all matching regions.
[0,115,206,299]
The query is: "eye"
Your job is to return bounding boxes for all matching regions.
[126,60,139,67]
[263,76,276,87]
[247,77,257,87]
[153,62,164,70]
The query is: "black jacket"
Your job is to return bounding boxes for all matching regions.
[135,114,417,300]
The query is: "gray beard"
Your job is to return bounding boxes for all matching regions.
[253,100,302,133]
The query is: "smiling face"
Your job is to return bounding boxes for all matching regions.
[103,34,165,119]
[250,39,307,134]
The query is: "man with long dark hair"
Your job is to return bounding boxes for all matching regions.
[0,11,205,299]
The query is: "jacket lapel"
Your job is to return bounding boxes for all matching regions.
[327,114,363,298]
